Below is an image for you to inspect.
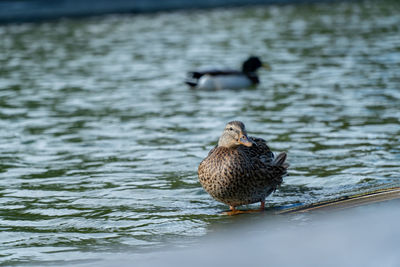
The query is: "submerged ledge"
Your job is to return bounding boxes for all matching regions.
[77,193,400,267]
[278,186,400,214]
[1,0,346,23]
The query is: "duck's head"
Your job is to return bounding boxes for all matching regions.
[242,56,270,73]
[218,121,253,148]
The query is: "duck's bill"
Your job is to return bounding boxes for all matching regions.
[262,63,271,71]
[239,136,253,147]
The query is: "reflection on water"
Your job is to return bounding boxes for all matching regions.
[1,0,400,265]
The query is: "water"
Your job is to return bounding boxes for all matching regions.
[1,0,400,265]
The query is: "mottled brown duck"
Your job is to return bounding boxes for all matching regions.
[198,121,289,215]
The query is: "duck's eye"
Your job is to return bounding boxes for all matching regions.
[229,127,233,131]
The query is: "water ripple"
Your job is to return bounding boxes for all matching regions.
[1,0,400,265]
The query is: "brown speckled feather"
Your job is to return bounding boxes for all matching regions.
[198,136,288,207]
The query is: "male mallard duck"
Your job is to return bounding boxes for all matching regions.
[185,56,270,90]
[198,121,288,214]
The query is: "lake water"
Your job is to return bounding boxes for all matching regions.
[1,0,400,265]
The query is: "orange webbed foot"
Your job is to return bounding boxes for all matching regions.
[222,202,265,216]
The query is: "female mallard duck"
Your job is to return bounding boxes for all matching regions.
[185,56,270,90]
[198,121,288,214]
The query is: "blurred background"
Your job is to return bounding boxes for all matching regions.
[0,0,399,265]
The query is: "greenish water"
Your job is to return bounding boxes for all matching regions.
[1,0,400,265]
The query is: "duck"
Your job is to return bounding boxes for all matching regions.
[198,121,288,215]
[185,56,270,90]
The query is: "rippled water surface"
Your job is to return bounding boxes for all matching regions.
[1,0,400,265]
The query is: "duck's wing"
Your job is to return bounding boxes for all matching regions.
[241,136,275,164]
[241,137,288,188]
[185,69,243,86]
[255,163,287,189]
[189,69,241,78]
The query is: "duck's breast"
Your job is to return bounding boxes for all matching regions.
[197,74,253,90]
[198,148,276,206]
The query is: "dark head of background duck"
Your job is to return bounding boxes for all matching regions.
[242,56,262,74]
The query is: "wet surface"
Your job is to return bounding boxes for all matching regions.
[0,0,400,265]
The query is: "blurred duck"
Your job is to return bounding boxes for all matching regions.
[185,56,270,90]
[198,121,288,215]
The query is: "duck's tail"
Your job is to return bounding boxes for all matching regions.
[185,72,201,87]
[270,152,289,188]
[273,152,289,169]
[185,79,197,87]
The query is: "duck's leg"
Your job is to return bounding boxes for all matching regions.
[225,205,240,215]
[223,206,241,215]
[259,201,265,211]
[224,203,265,216]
